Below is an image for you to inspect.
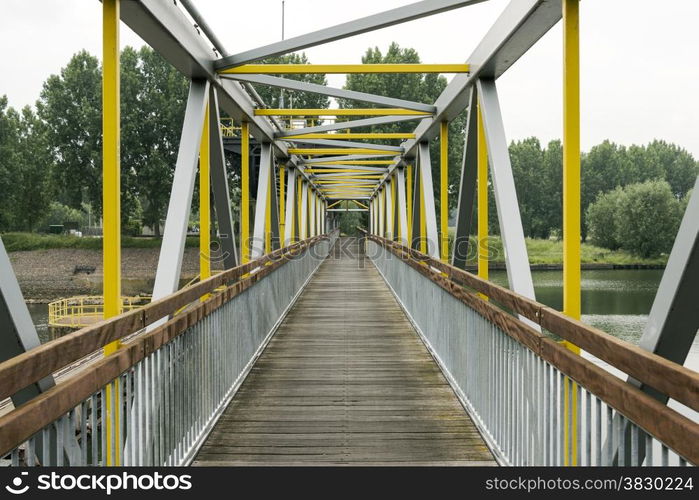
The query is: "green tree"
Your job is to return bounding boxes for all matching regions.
[37,50,102,212]
[125,46,189,235]
[509,138,549,238]
[614,180,681,258]
[586,187,623,250]
[0,96,20,230]
[11,106,51,230]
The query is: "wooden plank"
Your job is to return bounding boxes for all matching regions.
[194,238,496,466]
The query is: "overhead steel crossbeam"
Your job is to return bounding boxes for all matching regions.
[219,63,469,74]
[284,138,403,152]
[276,115,427,138]
[222,74,435,113]
[214,0,488,69]
[256,108,431,116]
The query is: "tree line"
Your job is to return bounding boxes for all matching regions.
[0,43,696,259]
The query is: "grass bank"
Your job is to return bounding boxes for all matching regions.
[1,232,200,252]
[449,234,667,267]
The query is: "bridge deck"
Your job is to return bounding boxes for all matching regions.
[193,238,495,466]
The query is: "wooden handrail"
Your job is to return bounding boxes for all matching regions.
[0,233,334,402]
[363,231,699,414]
[363,232,699,464]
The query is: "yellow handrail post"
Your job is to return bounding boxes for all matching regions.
[241,122,250,263]
[477,104,489,298]
[200,104,211,292]
[102,0,121,466]
[440,121,449,262]
[279,165,286,247]
[406,164,413,245]
[563,0,581,466]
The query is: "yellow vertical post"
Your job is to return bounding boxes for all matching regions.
[265,170,272,253]
[563,0,581,466]
[199,105,211,285]
[477,105,489,290]
[102,0,121,466]
[297,177,303,240]
[240,122,250,263]
[440,122,449,262]
[279,165,286,246]
[391,175,397,241]
[419,173,427,254]
[406,165,413,244]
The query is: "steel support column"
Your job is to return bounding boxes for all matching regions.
[209,87,239,269]
[284,168,297,245]
[151,79,210,301]
[300,181,309,240]
[440,122,449,262]
[396,167,409,245]
[418,142,440,259]
[240,122,250,263]
[251,143,272,259]
[385,179,394,240]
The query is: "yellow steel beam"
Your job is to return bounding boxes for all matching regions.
[220,63,470,75]
[296,176,303,241]
[477,105,488,293]
[440,121,449,262]
[306,169,387,174]
[289,148,398,155]
[279,165,286,247]
[285,132,416,140]
[241,122,250,263]
[102,0,121,466]
[314,175,383,181]
[256,108,430,116]
[199,104,211,288]
[563,0,581,467]
[406,164,413,244]
[353,200,369,210]
[327,200,343,209]
[311,160,395,166]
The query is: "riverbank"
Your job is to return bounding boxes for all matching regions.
[8,247,221,302]
[450,235,668,269]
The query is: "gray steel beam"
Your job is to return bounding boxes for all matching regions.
[251,143,273,259]
[116,0,287,155]
[277,115,426,138]
[152,79,210,301]
[284,138,404,152]
[0,238,55,403]
[327,209,369,212]
[452,88,479,268]
[269,164,281,250]
[222,74,436,113]
[284,168,297,244]
[309,166,387,173]
[215,0,487,68]
[411,162,423,250]
[418,143,441,259]
[477,79,538,313]
[385,179,394,239]
[209,87,238,269]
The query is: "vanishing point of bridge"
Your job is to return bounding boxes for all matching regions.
[0,0,697,467]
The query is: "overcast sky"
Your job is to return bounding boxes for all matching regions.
[1,0,697,157]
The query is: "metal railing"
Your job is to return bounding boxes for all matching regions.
[48,296,150,329]
[0,232,337,466]
[364,233,699,466]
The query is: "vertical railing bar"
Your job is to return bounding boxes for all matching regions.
[27,437,35,466]
[80,400,88,465]
[661,445,669,466]
[605,405,613,466]
[618,415,625,466]
[100,388,107,466]
[585,390,591,466]
[630,424,638,467]
[645,433,653,466]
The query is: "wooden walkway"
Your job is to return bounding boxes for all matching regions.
[193,238,496,466]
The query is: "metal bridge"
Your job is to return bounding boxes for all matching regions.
[0,0,698,467]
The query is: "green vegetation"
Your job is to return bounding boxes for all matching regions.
[1,232,200,252]
[447,231,667,267]
[587,180,683,258]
